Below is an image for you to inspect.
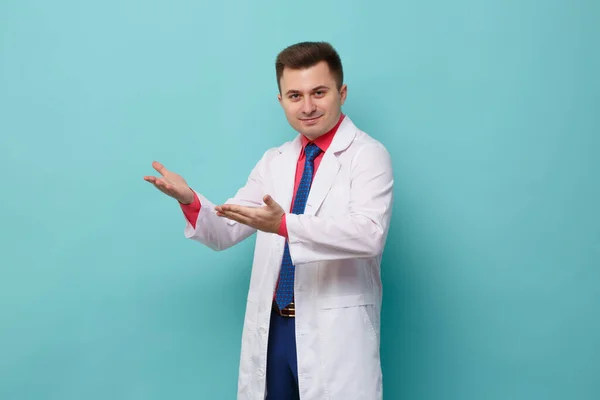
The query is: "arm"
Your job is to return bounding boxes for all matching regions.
[285,143,393,264]
[183,152,271,251]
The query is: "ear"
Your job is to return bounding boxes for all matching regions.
[339,84,348,106]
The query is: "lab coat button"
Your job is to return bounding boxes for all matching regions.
[258,368,264,376]
[259,327,267,335]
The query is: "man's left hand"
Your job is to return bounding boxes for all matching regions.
[215,195,285,234]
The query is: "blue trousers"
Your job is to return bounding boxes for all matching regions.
[266,308,299,400]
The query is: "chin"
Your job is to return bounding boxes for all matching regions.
[302,129,326,141]
[298,120,326,136]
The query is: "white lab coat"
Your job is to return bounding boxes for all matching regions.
[184,116,393,400]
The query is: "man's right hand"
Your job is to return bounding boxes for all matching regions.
[144,161,195,204]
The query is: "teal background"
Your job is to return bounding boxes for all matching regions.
[1,0,598,399]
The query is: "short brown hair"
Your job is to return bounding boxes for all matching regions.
[275,41,344,92]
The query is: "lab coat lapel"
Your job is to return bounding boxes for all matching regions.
[271,117,357,216]
[304,151,340,216]
[305,116,357,216]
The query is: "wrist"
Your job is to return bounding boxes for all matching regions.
[275,214,282,233]
[179,187,195,205]
[277,213,288,238]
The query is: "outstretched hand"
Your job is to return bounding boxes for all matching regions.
[215,195,285,234]
[144,161,195,204]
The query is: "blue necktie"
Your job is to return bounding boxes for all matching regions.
[275,143,322,310]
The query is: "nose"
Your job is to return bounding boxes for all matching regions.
[301,97,316,115]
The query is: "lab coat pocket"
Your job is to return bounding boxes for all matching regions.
[318,293,378,341]
[359,304,380,341]
[316,296,381,398]
[318,293,376,309]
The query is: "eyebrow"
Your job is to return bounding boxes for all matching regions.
[285,85,331,96]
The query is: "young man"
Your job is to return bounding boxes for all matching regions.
[144,42,393,400]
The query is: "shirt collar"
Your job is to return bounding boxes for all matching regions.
[300,113,345,153]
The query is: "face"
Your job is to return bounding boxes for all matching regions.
[278,61,347,141]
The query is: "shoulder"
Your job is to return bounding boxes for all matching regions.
[249,136,300,173]
[344,121,392,170]
[353,129,389,153]
[338,116,390,153]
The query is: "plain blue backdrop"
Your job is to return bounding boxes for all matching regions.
[1,0,599,399]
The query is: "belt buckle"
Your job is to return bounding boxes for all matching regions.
[275,301,295,318]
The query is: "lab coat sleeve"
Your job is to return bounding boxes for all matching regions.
[285,143,394,264]
[183,151,271,251]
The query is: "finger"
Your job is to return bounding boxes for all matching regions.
[218,204,243,213]
[152,161,167,176]
[220,210,252,225]
[146,177,176,195]
[225,205,260,219]
[153,177,166,188]
[145,176,166,188]
[215,205,239,213]
[154,178,169,189]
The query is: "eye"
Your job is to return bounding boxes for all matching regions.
[289,93,300,100]
[314,90,326,98]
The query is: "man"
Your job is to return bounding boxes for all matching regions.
[144,41,393,400]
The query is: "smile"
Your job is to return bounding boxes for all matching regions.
[300,115,323,124]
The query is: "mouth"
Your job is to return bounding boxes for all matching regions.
[299,115,323,125]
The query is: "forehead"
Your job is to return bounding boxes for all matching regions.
[280,61,336,92]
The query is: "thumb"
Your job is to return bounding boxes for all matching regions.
[152,161,167,176]
[263,194,274,206]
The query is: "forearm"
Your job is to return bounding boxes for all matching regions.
[285,211,391,264]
